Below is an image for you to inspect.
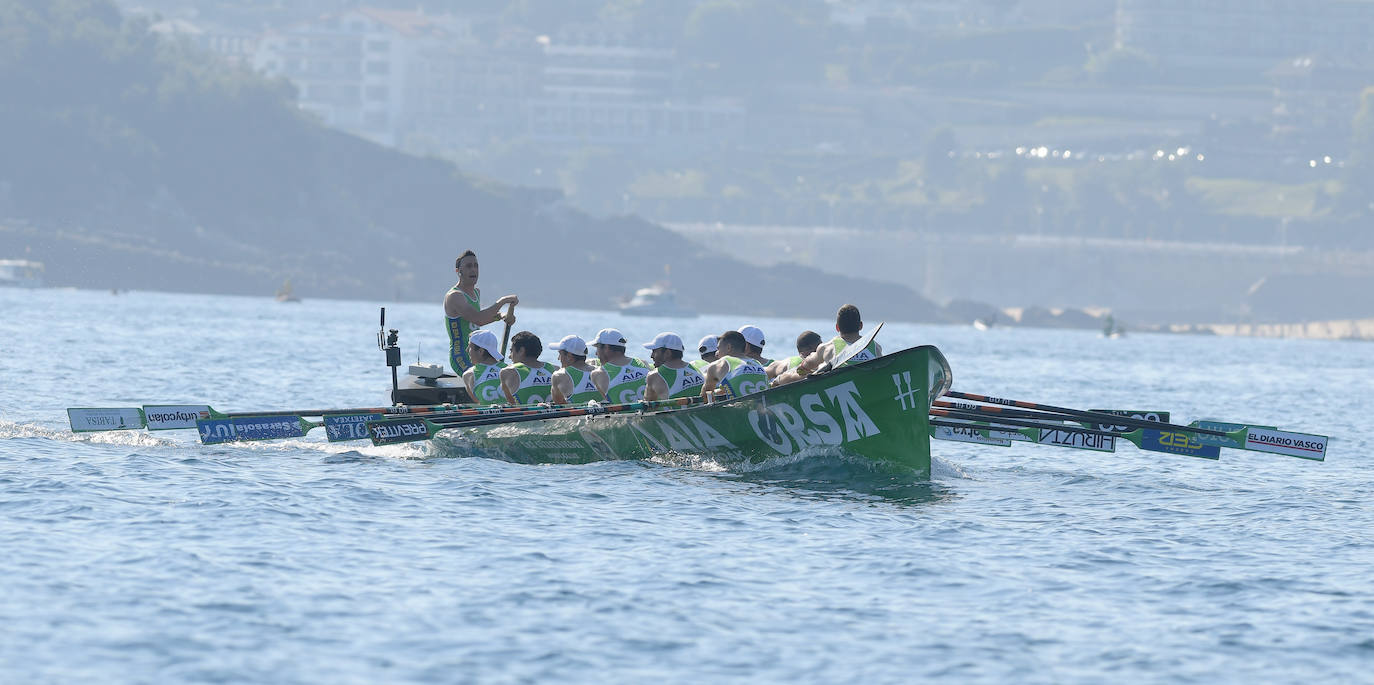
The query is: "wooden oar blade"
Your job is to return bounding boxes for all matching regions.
[1240,426,1328,461]
[367,417,438,446]
[144,405,216,430]
[323,413,385,442]
[198,416,313,444]
[1130,429,1221,460]
[1189,420,1326,460]
[929,421,1012,447]
[67,407,146,432]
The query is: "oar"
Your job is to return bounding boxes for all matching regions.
[69,402,474,433]
[194,397,684,445]
[500,303,516,356]
[368,397,700,446]
[944,391,1327,461]
[942,392,1225,437]
[196,397,702,445]
[815,322,884,374]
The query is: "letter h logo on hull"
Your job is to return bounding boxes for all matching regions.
[892,372,920,411]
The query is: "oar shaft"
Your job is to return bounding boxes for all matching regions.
[929,408,1117,438]
[944,391,1225,437]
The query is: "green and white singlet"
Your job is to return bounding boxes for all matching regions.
[445,285,480,374]
[720,356,770,398]
[563,367,608,404]
[690,359,711,372]
[470,362,506,405]
[782,355,805,370]
[829,335,879,366]
[657,364,706,400]
[602,359,652,404]
[508,362,556,404]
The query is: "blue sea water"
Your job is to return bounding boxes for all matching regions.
[1,287,1371,684]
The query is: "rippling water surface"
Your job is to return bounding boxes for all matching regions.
[2,288,1370,683]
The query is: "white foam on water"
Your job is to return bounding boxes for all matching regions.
[0,421,181,448]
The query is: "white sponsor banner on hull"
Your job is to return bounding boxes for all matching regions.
[143,405,214,430]
[1243,427,1328,461]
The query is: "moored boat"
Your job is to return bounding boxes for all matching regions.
[617,284,697,318]
[0,259,44,288]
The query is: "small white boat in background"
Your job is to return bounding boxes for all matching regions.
[618,283,697,318]
[0,259,44,288]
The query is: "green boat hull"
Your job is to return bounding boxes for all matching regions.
[430,345,951,478]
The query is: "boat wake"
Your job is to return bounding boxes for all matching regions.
[0,420,180,448]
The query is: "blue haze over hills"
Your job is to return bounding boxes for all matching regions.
[4,0,1373,326]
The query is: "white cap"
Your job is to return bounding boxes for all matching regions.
[468,329,504,362]
[548,334,588,356]
[738,325,766,349]
[593,328,628,346]
[642,332,685,352]
[697,335,718,354]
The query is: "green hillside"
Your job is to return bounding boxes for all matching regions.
[0,0,940,321]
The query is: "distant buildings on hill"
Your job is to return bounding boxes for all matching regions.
[139,2,1374,161]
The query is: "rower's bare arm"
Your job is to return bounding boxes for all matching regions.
[874,342,883,356]
[700,359,724,398]
[462,369,477,398]
[499,367,519,404]
[765,359,786,380]
[550,370,570,404]
[643,371,665,401]
[591,368,610,397]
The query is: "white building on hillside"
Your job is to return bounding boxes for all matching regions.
[253,8,458,146]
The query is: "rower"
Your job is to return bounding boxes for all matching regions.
[593,328,652,404]
[548,335,609,404]
[699,330,770,400]
[499,331,557,404]
[444,250,518,375]
[691,335,719,371]
[642,332,705,401]
[775,304,883,385]
[766,330,822,381]
[461,329,508,404]
[737,325,772,366]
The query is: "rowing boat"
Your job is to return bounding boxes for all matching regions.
[397,345,951,475]
[64,308,1331,476]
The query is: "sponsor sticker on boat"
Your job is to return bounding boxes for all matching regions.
[1243,427,1328,461]
[1136,429,1220,459]
[230,415,307,441]
[145,405,213,430]
[67,407,144,432]
[369,417,433,445]
[324,413,383,442]
[1036,427,1116,453]
[932,425,1011,447]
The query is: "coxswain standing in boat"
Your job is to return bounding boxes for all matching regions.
[500,331,557,405]
[592,328,652,404]
[462,329,508,404]
[444,250,518,375]
[692,335,719,371]
[737,325,772,366]
[548,335,609,404]
[775,304,882,386]
[642,333,706,401]
[766,330,822,381]
[699,330,770,401]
